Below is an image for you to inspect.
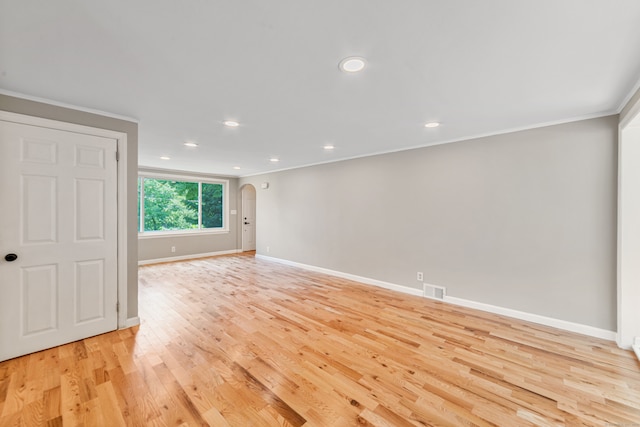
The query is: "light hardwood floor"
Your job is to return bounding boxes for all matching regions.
[1,252,639,426]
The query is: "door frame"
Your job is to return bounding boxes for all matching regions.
[0,111,130,329]
[618,102,640,350]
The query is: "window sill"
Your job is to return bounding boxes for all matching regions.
[138,229,229,239]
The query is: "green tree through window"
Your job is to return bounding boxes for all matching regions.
[139,177,225,232]
[202,183,223,228]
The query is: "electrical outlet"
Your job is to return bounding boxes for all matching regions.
[266,246,270,253]
[417,272,423,281]
[171,246,176,253]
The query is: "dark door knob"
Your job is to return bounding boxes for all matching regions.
[4,253,18,262]
[244,222,250,225]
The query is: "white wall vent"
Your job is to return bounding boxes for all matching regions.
[423,283,446,300]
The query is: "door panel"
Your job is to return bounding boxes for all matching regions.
[0,120,118,362]
[75,145,105,169]
[75,259,105,324]
[75,179,105,241]
[21,264,58,335]
[22,175,57,244]
[21,138,57,164]
[244,199,256,248]
[242,186,256,251]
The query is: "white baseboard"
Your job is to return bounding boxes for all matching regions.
[633,337,640,361]
[256,255,423,297]
[121,316,140,329]
[256,254,616,342]
[443,296,616,341]
[138,249,241,266]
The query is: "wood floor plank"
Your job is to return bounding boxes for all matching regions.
[1,252,639,425]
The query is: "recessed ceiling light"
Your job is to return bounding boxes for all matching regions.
[223,120,240,127]
[183,141,198,147]
[323,144,335,150]
[424,122,440,128]
[269,157,280,163]
[160,156,171,160]
[233,166,241,170]
[339,57,366,73]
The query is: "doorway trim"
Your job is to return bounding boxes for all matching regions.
[617,100,640,350]
[0,111,130,329]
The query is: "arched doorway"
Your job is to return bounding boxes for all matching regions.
[241,184,256,251]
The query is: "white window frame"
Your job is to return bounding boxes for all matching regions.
[138,172,229,238]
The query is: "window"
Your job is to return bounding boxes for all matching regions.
[138,174,228,235]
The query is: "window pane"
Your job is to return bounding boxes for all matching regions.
[202,183,223,228]
[143,179,198,231]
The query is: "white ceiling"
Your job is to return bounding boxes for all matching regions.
[2,0,640,177]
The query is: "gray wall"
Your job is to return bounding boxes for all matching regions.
[137,167,240,261]
[0,94,139,319]
[240,115,618,330]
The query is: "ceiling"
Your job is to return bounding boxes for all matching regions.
[2,1,640,177]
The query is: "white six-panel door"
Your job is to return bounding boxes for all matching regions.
[0,120,118,362]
